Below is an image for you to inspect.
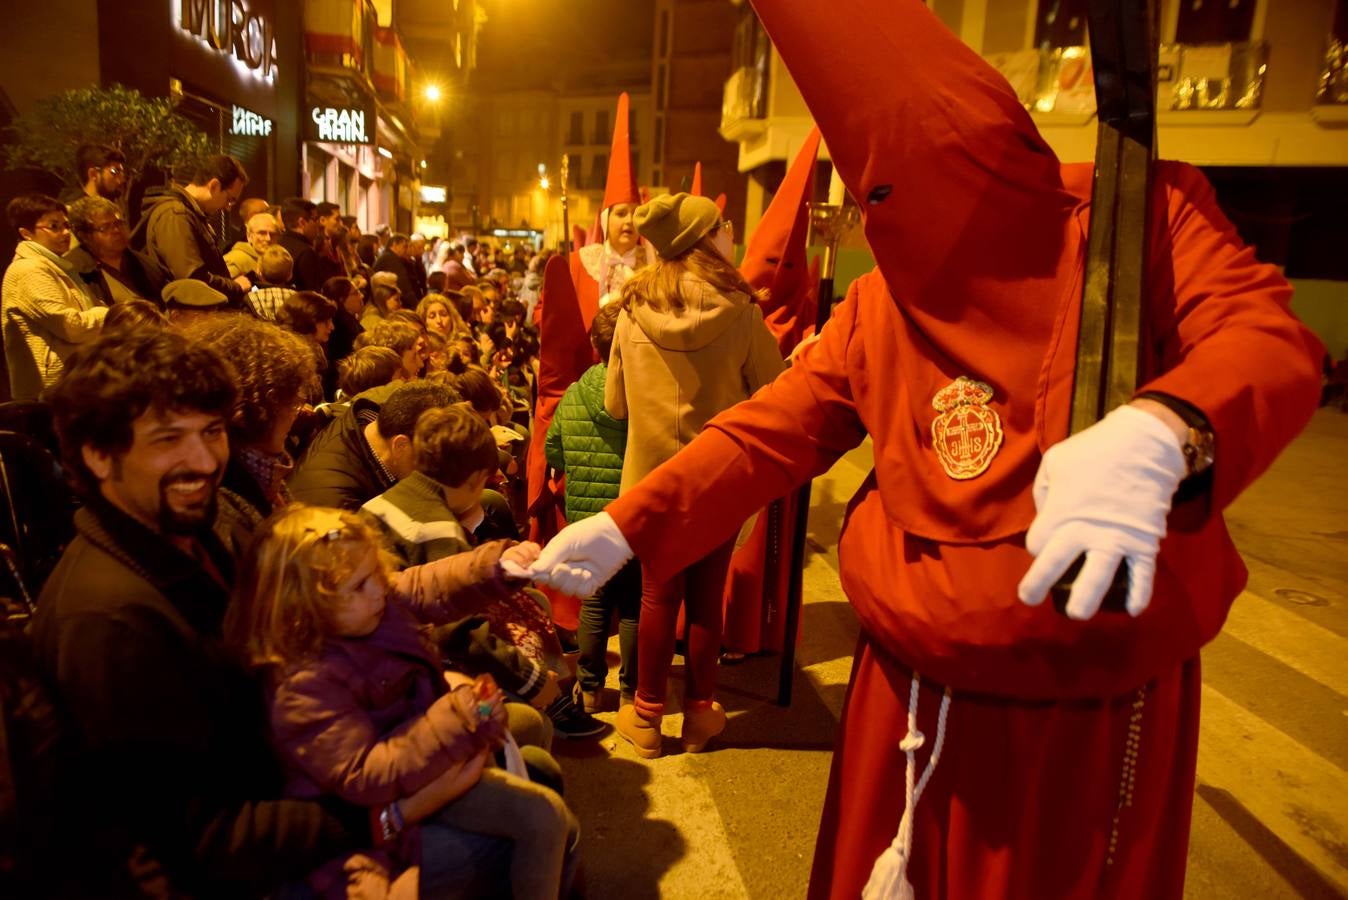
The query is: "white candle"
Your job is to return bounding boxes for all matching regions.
[827,163,845,207]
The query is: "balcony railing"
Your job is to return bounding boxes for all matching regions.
[1318,36,1348,105]
[305,0,376,76]
[985,41,1269,117]
[372,26,409,104]
[720,65,769,140]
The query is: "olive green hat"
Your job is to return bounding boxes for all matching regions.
[161,278,228,309]
[633,192,720,259]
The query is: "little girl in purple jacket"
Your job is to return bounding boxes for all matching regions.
[227,504,575,900]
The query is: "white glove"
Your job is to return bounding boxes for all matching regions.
[1017,405,1186,620]
[524,512,634,597]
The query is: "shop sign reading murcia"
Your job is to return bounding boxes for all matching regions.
[178,0,278,82]
[309,107,372,144]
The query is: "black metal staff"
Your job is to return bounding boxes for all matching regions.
[1052,0,1160,614]
[559,154,571,255]
[776,198,857,706]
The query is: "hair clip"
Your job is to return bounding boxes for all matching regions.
[303,523,347,543]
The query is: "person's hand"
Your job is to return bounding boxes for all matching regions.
[1017,404,1187,620]
[529,671,561,711]
[501,541,541,575]
[525,512,633,597]
[234,274,252,291]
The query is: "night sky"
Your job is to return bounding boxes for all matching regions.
[474,0,655,90]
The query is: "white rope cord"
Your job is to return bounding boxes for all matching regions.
[862,673,953,900]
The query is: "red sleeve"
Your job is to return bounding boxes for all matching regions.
[1139,163,1325,510]
[607,284,869,583]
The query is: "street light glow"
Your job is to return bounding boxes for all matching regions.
[539,176,551,190]
[424,84,442,102]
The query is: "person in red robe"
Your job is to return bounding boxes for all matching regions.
[517,1,1326,897]
[526,92,650,630]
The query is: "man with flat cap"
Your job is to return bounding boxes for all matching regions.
[162,278,230,327]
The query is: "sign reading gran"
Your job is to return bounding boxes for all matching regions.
[179,0,278,82]
[311,107,371,144]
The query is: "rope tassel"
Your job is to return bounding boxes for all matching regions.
[862,673,952,900]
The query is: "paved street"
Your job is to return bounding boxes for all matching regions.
[556,409,1348,899]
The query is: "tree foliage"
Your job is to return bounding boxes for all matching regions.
[2,84,212,192]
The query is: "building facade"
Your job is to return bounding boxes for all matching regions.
[455,82,654,246]
[721,0,1348,236]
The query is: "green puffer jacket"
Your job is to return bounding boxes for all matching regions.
[544,363,627,522]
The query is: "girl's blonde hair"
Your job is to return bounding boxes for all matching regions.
[417,293,469,336]
[620,231,762,313]
[225,504,399,670]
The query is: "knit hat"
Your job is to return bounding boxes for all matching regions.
[161,278,228,308]
[633,193,720,259]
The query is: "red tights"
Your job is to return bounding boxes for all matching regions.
[633,539,736,719]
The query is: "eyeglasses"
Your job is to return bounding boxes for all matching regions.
[89,219,126,235]
[35,221,71,234]
[104,166,125,177]
[719,219,734,237]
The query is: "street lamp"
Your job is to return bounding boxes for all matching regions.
[423,84,443,103]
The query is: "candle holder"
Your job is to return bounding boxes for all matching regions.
[807,202,859,280]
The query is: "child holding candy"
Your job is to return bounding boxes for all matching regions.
[227,504,575,900]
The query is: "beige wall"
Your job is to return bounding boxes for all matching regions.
[733,0,1348,173]
[1,1,100,115]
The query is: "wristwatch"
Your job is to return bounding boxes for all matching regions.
[1134,391,1214,478]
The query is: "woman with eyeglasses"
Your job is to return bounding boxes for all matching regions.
[603,193,784,758]
[1,194,108,399]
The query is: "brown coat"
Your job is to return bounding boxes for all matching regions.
[606,273,784,493]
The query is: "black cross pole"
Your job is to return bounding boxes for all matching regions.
[1052,0,1160,614]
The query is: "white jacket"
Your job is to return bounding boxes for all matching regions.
[2,241,107,399]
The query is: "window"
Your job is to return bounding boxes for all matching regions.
[658,10,670,57]
[593,110,609,145]
[657,64,667,111]
[1034,0,1088,50]
[653,117,664,164]
[568,110,584,145]
[1175,0,1255,45]
[590,154,608,189]
[629,109,638,146]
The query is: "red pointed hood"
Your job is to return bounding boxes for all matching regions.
[601,92,640,212]
[746,0,1075,316]
[527,254,595,514]
[571,224,588,249]
[741,127,821,354]
[690,162,704,196]
[535,254,593,405]
[746,0,1090,547]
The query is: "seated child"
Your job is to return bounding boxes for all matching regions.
[249,244,295,320]
[362,404,510,567]
[362,406,602,738]
[544,303,642,712]
[227,505,577,900]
